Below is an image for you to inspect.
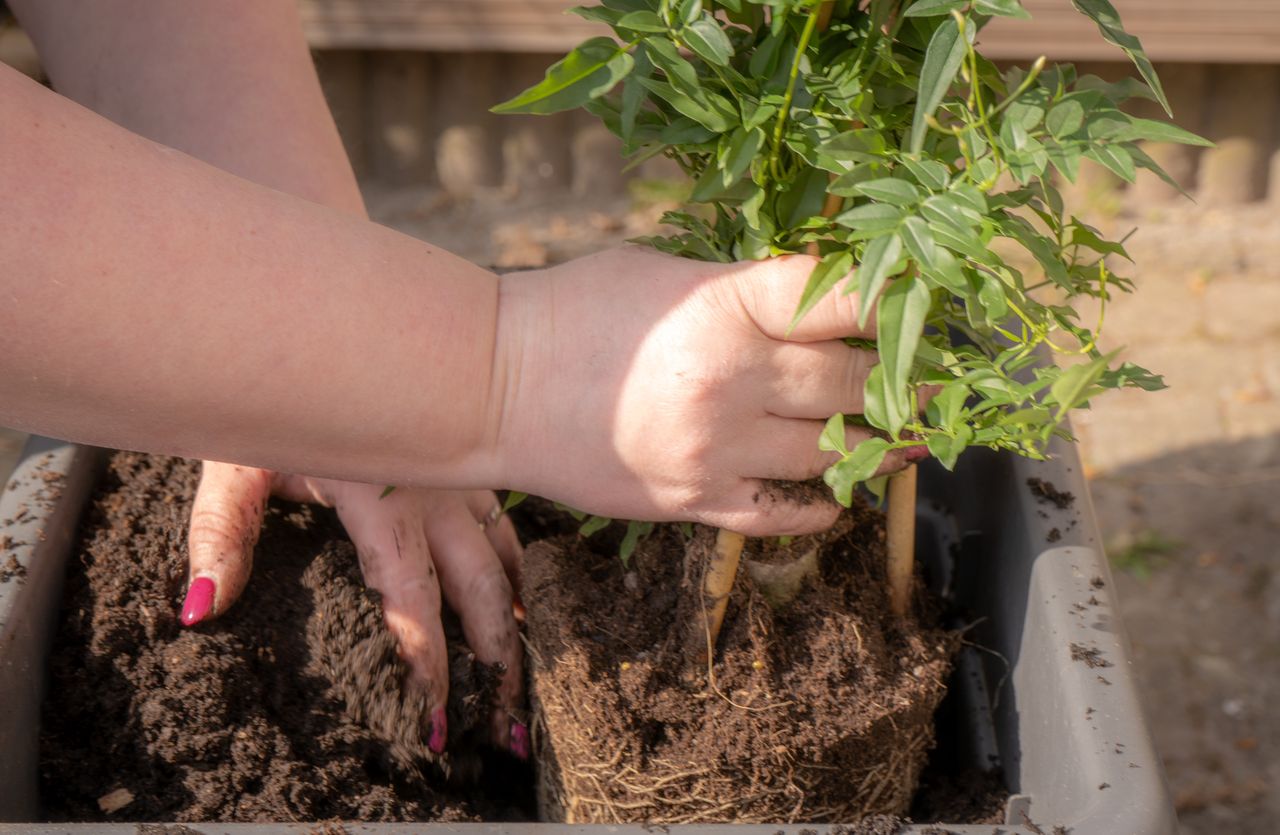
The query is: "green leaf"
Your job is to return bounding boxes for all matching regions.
[819,413,850,455]
[920,194,981,230]
[493,37,635,114]
[909,16,972,154]
[580,515,612,537]
[619,520,655,566]
[818,129,889,162]
[1070,0,1170,115]
[900,216,939,267]
[682,17,734,66]
[855,233,904,328]
[926,424,972,470]
[721,127,765,184]
[620,48,653,143]
[639,77,736,131]
[1129,144,1192,199]
[1046,99,1085,139]
[1051,354,1112,419]
[643,36,704,100]
[790,250,854,333]
[617,10,668,31]
[926,383,970,428]
[901,158,952,191]
[824,438,891,506]
[832,203,904,235]
[876,276,932,435]
[975,0,1031,18]
[903,0,967,17]
[853,178,923,206]
[1084,144,1136,182]
[1116,117,1213,147]
[379,485,396,500]
[502,491,529,512]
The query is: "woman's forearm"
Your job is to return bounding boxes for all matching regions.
[10,0,365,216]
[0,64,502,486]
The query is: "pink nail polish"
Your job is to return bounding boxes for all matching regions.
[904,446,930,463]
[510,721,530,760]
[180,577,215,626]
[428,708,447,754]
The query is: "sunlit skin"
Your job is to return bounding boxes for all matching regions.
[1,0,910,757]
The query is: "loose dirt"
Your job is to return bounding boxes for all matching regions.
[40,452,531,823]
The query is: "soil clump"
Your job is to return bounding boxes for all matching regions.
[40,452,530,822]
[522,499,955,823]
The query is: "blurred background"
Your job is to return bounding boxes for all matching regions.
[3,1,1279,831]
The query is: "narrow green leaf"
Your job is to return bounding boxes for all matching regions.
[855,233,904,329]
[818,128,889,162]
[501,491,529,512]
[909,17,971,154]
[903,0,967,17]
[580,515,612,537]
[639,77,736,131]
[832,203,904,234]
[492,37,635,114]
[920,194,981,230]
[1116,117,1213,147]
[853,178,923,206]
[620,48,652,143]
[900,216,939,267]
[1071,0,1170,115]
[682,17,734,66]
[379,485,396,500]
[617,10,668,31]
[1084,144,1136,182]
[876,276,932,435]
[901,158,952,191]
[643,36,704,100]
[790,250,854,332]
[1051,354,1112,419]
[975,0,1031,18]
[619,520,655,566]
[722,127,765,184]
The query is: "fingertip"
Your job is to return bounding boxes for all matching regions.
[180,576,216,627]
[428,706,447,754]
[510,720,530,761]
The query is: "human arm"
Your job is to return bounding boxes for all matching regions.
[8,0,528,753]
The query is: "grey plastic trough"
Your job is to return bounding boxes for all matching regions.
[0,435,1177,834]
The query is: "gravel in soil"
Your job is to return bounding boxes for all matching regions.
[40,452,531,822]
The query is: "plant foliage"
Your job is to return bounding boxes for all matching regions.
[495,0,1205,505]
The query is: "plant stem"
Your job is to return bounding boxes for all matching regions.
[767,3,825,182]
[886,463,917,617]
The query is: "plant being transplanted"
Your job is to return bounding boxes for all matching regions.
[496,0,1197,497]
[494,0,1201,822]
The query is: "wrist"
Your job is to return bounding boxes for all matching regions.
[483,269,555,495]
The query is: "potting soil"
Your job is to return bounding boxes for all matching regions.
[40,452,531,822]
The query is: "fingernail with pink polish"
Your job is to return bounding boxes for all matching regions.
[510,721,530,760]
[904,446,930,463]
[428,708,448,754]
[180,577,215,626]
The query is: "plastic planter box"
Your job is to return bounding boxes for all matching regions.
[0,436,1177,834]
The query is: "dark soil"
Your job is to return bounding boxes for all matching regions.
[1069,641,1113,669]
[522,501,956,823]
[40,452,531,823]
[1026,477,1075,510]
[38,453,1001,826]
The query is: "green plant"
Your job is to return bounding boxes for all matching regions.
[495,0,1204,504]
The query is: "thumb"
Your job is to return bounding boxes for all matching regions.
[736,254,875,342]
[181,461,273,626]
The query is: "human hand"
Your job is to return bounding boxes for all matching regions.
[492,247,924,537]
[179,461,527,758]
